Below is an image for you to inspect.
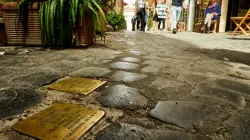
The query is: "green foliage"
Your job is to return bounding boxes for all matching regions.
[147,10,153,31]
[18,0,106,49]
[107,12,126,31]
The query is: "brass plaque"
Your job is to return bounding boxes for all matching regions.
[12,103,105,140]
[47,77,106,95]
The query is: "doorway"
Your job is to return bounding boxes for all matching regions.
[226,0,250,31]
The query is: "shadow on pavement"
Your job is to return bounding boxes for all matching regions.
[226,37,250,40]
[188,47,250,66]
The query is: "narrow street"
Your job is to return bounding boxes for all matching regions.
[1,31,250,140]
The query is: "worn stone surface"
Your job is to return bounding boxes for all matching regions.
[69,67,111,78]
[224,110,250,140]
[34,61,83,74]
[215,79,250,98]
[143,60,168,68]
[150,78,184,90]
[109,62,139,70]
[8,71,62,88]
[150,101,216,129]
[0,88,43,118]
[178,73,210,84]
[110,71,147,83]
[120,57,140,63]
[239,67,250,71]
[96,123,192,140]
[98,85,148,109]
[128,50,146,56]
[143,55,163,60]
[191,85,246,109]
[141,66,160,74]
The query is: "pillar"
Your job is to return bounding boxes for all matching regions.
[219,0,229,32]
[187,0,195,31]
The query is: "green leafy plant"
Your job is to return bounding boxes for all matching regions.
[107,12,126,31]
[147,10,153,31]
[18,0,106,49]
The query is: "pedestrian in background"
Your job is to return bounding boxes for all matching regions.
[156,0,168,32]
[171,0,187,34]
[131,13,137,31]
[135,0,151,32]
[200,0,221,34]
[135,0,147,32]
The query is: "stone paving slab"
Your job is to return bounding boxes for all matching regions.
[150,101,216,129]
[224,110,250,140]
[128,50,147,56]
[8,71,62,88]
[120,57,140,63]
[109,62,140,70]
[0,88,43,119]
[191,85,246,109]
[178,73,211,84]
[141,66,160,74]
[98,85,148,109]
[143,60,169,68]
[69,67,111,78]
[150,78,184,90]
[215,79,250,98]
[96,123,192,140]
[110,71,148,83]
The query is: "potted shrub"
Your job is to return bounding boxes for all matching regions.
[107,12,126,31]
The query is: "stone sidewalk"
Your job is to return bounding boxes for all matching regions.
[151,31,250,53]
[0,31,250,140]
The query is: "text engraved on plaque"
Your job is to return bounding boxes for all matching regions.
[12,103,105,140]
[48,77,107,95]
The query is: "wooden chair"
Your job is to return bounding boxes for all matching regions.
[230,8,250,36]
[204,20,218,33]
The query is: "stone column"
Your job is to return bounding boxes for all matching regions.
[187,0,195,31]
[219,0,229,32]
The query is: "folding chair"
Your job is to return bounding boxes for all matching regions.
[230,8,250,36]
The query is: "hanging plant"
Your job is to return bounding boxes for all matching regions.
[17,0,106,49]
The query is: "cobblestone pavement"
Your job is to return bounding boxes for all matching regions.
[1,31,250,140]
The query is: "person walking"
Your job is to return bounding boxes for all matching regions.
[171,0,186,34]
[135,0,150,32]
[200,0,221,34]
[156,0,168,32]
[131,13,137,31]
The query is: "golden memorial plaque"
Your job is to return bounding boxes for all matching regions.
[47,77,106,95]
[12,103,105,140]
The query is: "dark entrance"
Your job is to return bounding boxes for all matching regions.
[226,0,250,31]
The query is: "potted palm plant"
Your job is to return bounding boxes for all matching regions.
[2,0,106,48]
[39,0,106,49]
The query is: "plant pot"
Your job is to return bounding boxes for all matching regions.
[75,10,93,47]
[31,2,39,9]
[2,9,41,45]
[1,2,18,9]
[195,24,202,33]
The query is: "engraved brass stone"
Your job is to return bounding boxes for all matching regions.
[12,103,105,140]
[48,77,106,95]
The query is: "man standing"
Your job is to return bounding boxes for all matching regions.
[171,0,186,34]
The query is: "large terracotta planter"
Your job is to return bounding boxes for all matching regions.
[75,9,93,47]
[2,7,41,45]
